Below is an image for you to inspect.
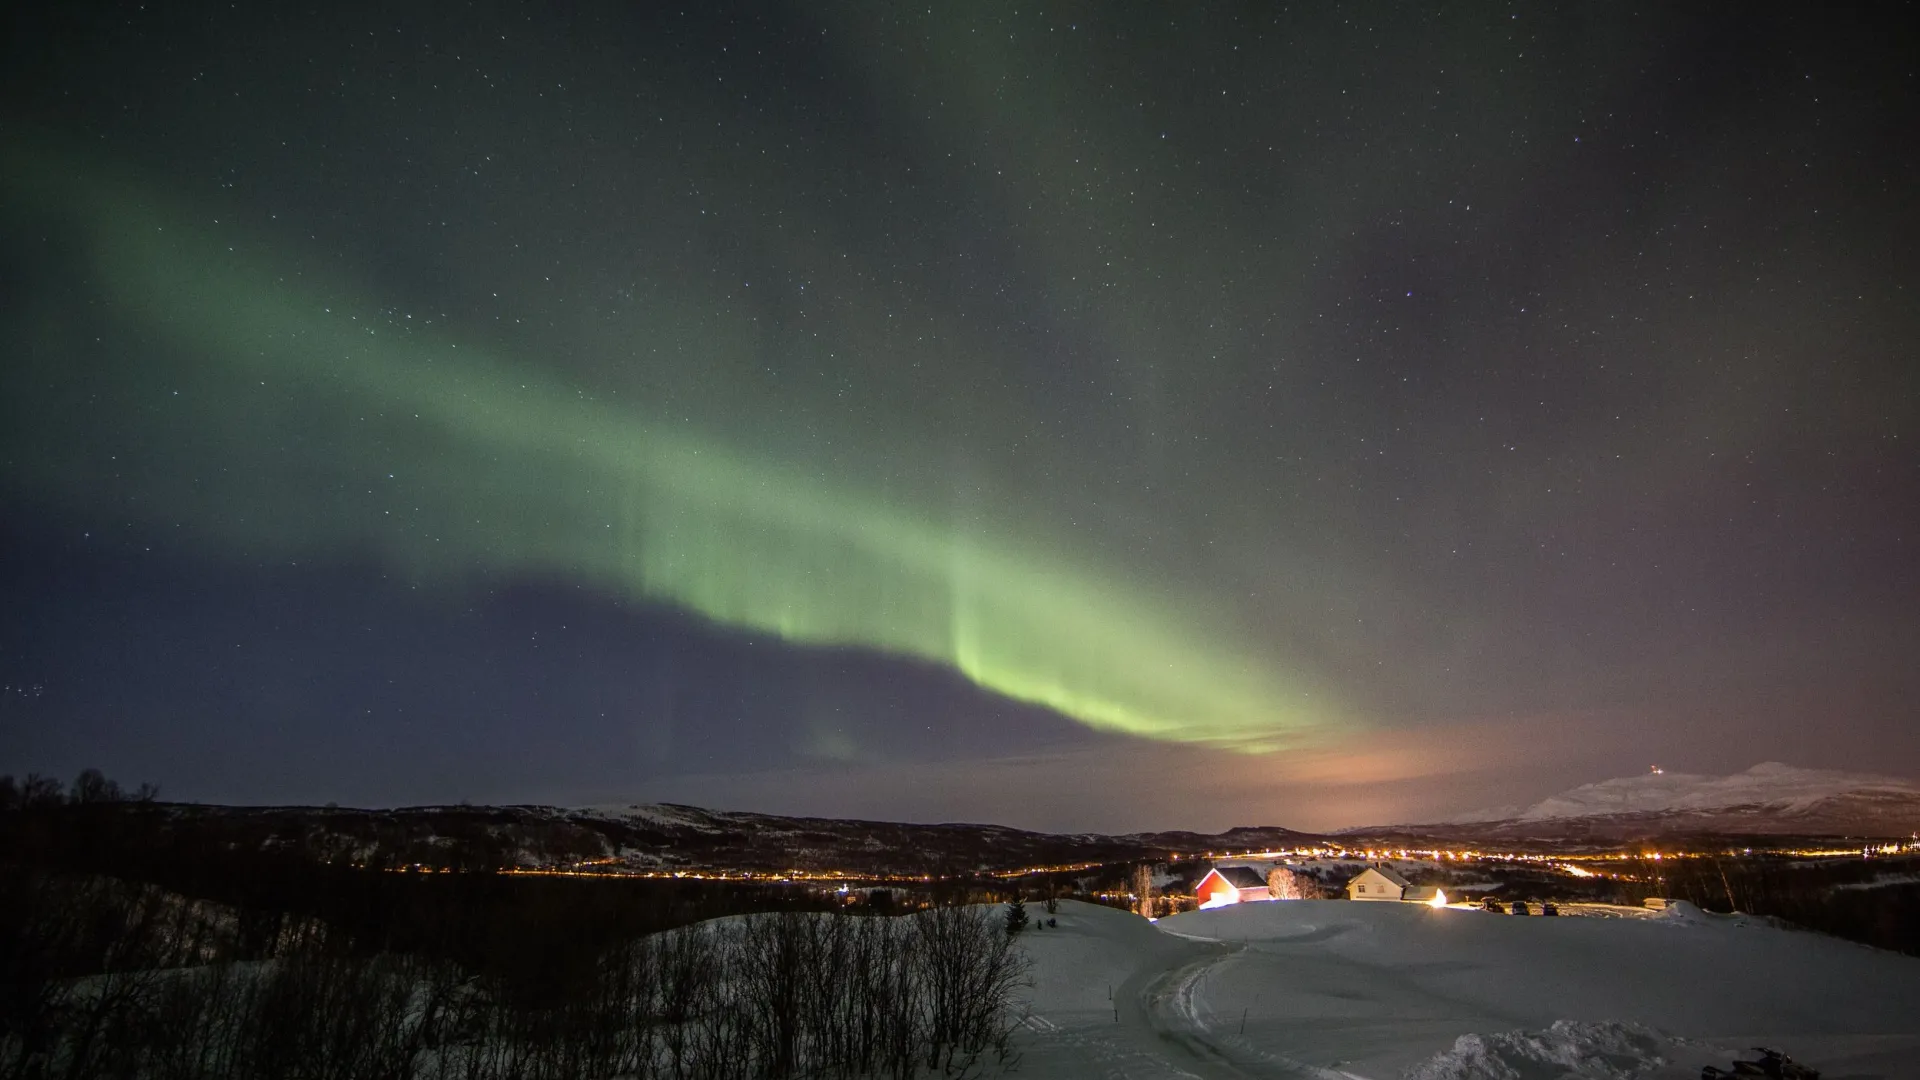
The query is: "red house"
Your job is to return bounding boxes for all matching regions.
[1195,865,1270,908]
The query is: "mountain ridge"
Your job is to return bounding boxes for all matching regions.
[123,798,1317,876]
[1356,762,1920,844]
[1457,762,1920,823]
[31,762,1915,878]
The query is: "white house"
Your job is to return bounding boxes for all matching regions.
[1344,865,1410,901]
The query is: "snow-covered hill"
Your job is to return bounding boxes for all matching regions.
[1010,898,1920,1079]
[1380,762,1920,842]
[128,760,1920,876]
[141,798,1313,875]
[1497,762,1920,822]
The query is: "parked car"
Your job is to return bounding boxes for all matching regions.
[1540,901,1560,916]
[1481,897,1505,913]
[1510,900,1531,915]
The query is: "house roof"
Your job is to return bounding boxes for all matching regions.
[1348,865,1411,888]
[1208,865,1269,889]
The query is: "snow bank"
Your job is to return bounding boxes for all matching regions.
[1404,1020,1699,1080]
[1833,872,1920,892]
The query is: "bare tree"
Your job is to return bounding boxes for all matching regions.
[1131,864,1154,919]
[0,877,1036,1080]
[1267,866,1304,900]
[69,768,124,805]
[20,772,64,808]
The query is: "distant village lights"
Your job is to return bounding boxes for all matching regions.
[388,833,1916,882]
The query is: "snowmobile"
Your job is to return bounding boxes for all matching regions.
[1700,1046,1820,1079]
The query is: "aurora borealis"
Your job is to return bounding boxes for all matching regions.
[3,3,1916,829]
[3,154,1333,754]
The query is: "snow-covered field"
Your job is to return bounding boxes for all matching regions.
[1009,899,1920,1079]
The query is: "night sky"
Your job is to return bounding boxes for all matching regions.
[3,3,1915,832]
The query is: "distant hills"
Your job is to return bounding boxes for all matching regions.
[1359,763,1920,846]
[124,799,1313,877]
[30,763,1914,877]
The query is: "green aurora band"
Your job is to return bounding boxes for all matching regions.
[2,155,1344,751]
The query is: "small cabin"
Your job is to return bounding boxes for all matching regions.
[1344,865,1410,902]
[1195,865,1271,908]
[1402,885,1449,907]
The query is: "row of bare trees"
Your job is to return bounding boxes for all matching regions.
[0,771,158,811]
[1,868,1026,1080]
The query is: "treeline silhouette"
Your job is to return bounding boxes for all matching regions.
[0,769,161,810]
[1644,852,1920,956]
[1,773,1028,1079]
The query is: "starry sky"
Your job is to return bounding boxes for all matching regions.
[2,3,1916,832]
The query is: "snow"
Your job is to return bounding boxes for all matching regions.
[1008,899,1920,1079]
[1447,761,1920,823]
[1832,872,1920,892]
[571,801,728,832]
[1403,1021,1694,1080]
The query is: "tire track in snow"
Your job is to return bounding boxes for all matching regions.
[1128,940,1361,1080]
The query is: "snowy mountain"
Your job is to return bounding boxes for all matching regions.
[1504,762,1920,821]
[1393,762,1920,843]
